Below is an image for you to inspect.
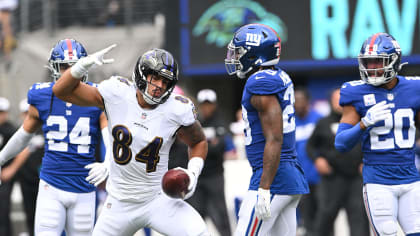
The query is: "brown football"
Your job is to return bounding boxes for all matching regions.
[161,169,190,199]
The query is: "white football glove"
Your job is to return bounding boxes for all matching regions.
[70,44,117,79]
[255,188,271,220]
[85,162,109,187]
[174,157,204,200]
[174,167,197,200]
[361,101,391,127]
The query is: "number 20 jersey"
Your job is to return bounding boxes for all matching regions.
[97,76,197,203]
[242,68,308,195]
[28,82,103,193]
[340,76,420,185]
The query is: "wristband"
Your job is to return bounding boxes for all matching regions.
[187,157,204,177]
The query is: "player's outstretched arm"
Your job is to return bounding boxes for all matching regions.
[53,44,117,109]
[251,94,283,221]
[176,121,207,199]
[0,105,41,184]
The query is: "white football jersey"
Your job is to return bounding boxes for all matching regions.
[98,76,196,203]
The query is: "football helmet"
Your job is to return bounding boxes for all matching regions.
[48,39,88,82]
[225,23,281,79]
[132,48,178,105]
[358,33,404,86]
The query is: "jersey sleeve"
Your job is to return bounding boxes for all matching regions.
[403,76,420,111]
[339,81,358,107]
[169,95,197,127]
[27,82,52,108]
[245,70,287,95]
[97,76,132,104]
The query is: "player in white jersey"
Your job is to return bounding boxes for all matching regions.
[53,46,209,236]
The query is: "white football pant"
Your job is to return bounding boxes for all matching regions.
[235,190,302,236]
[93,192,209,236]
[35,179,96,236]
[363,181,420,236]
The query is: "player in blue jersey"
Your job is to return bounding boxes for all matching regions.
[225,23,309,236]
[335,33,420,236]
[0,39,110,235]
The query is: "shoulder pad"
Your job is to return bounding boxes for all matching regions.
[111,76,132,86]
[29,82,52,91]
[246,69,290,95]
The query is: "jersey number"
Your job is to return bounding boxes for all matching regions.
[46,116,91,153]
[370,108,415,150]
[242,71,295,145]
[112,125,162,172]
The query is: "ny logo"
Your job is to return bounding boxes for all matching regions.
[246,33,262,46]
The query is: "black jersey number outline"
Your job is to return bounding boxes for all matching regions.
[111,125,162,172]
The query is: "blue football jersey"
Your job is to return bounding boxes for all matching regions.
[242,68,308,194]
[340,76,420,185]
[27,82,103,193]
[295,110,323,185]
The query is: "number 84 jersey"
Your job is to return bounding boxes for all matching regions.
[98,76,197,203]
[340,76,420,185]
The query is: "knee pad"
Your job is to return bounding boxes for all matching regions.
[72,207,94,232]
[38,207,61,229]
[379,220,398,236]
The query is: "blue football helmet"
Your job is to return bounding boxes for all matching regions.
[48,39,88,82]
[358,33,404,86]
[132,48,178,105]
[225,23,281,79]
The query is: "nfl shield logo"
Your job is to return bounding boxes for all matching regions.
[387,93,394,101]
[141,112,147,119]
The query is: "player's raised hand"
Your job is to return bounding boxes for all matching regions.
[71,44,117,79]
[361,101,391,127]
[255,188,271,220]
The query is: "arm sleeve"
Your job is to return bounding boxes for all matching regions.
[334,122,364,153]
[0,127,34,166]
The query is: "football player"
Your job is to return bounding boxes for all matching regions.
[53,47,209,235]
[224,24,309,236]
[335,32,420,236]
[0,39,110,235]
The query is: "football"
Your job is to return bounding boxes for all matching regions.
[161,168,190,199]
